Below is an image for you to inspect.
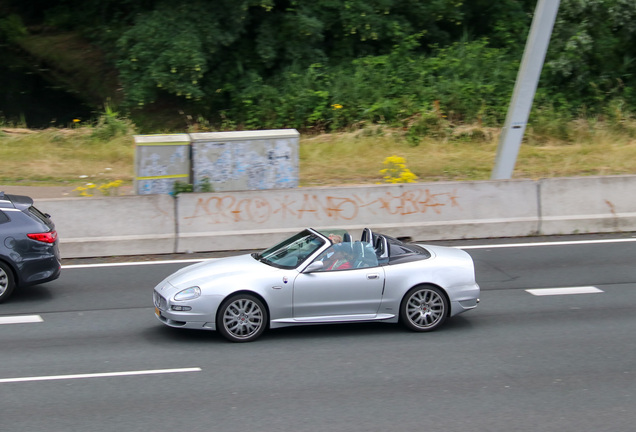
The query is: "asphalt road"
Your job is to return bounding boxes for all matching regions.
[1,235,635,432]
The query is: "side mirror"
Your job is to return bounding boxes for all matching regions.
[303,261,324,273]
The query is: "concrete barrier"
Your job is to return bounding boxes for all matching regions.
[175,180,540,253]
[39,194,175,258]
[539,175,636,234]
[35,175,636,258]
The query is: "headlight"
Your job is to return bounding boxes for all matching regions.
[173,286,201,301]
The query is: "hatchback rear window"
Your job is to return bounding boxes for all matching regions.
[27,206,54,229]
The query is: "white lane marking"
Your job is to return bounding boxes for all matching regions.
[63,258,214,269]
[458,237,636,250]
[525,286,604,296]
[0,315,43,325]
[60,237,636,269]
[0,367,202,384]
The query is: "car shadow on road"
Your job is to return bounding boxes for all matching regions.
[141,316,476,345]
[142,324,224,344]
[265,316,475,341]
[3,284,54,305]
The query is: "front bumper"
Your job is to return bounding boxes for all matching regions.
[153,289,218,331]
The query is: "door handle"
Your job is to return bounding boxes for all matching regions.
[367,274,380,280]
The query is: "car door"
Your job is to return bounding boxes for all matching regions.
[292,266,385,318]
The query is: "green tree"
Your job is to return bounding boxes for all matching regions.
[116,1,253,106]
[543,0,636,111]
[4,0,636,130]
[460,0,535,49]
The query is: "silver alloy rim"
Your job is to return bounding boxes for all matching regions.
[406,289,445,329]
[223,298,264,339]
[0,267,7,296]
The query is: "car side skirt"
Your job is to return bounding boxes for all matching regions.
[270,313,397,328]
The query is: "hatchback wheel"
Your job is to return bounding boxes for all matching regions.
[0,262,16,303]
[401,285,448,332]
[217,294,268,342]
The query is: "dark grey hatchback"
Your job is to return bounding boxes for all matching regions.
[0,192,61,303]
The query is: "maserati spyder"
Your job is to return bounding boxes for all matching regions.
[153,228,479,342]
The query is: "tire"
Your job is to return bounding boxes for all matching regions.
[0,261,16,304]
[217,294,268,342]
[400,285,448,332]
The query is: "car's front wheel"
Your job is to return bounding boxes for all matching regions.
[400,285,448,332]
[0,261,16,304]
[217,294,268,342]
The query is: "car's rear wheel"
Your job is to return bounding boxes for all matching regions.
[217,294,268,342]
[0,261,16,303]
[400,285,448,332]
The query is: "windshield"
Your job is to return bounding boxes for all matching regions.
[255,230,326,269]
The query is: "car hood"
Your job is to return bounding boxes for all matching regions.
[156,253,279,294]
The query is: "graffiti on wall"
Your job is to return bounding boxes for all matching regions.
[184,188,460,225]
[136,145,190,195]
[193,139,298,191]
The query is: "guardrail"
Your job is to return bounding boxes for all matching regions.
[37,175,636,258]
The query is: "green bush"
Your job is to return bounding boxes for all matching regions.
[91,104,134,140]
[0,14,27,42]
[219,37,519,132]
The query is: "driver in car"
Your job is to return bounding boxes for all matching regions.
[328,233,343,243]
[324,243,353,270]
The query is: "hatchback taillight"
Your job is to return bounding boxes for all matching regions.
[27,230,58,244]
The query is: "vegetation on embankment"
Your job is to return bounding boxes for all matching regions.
[2,108,636,188]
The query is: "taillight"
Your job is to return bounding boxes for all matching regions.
[27,230,58,244]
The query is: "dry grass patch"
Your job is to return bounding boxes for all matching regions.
[0,128,134,185]
[300,127,499,186]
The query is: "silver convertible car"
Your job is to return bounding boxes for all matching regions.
[153,228,480,342]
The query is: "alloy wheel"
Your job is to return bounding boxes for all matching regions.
[403,286,447,331]
[221,296,266,341]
